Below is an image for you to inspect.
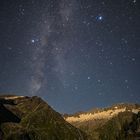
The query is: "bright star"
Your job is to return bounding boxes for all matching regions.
[99,16,102,20]
[97,15,103,21]
[31,39,35,43]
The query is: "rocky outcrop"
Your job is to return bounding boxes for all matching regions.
[0,95,88,140]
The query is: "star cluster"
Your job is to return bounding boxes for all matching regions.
[0,0,140,113]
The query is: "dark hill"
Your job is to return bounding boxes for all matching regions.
[0,95,88,140]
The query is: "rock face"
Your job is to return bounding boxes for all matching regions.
[0,95,87,140]
[64,103,140,140]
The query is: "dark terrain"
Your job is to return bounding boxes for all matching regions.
[0,95,87,140]
[0,95,140,140]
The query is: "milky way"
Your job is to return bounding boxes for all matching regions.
[29,0,78,95]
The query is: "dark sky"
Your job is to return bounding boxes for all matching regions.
[0,0,140,113]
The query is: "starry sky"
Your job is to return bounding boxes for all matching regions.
[0,0,140,113]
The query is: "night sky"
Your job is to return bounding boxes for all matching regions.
[0,0,140,113]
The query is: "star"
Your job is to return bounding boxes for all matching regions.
[126,86,129,89]
[8,47,12,50]
[98,92,102,96]
[131,58,135,61]
[125,80,128,83]
[74,86,78,90]
[87,76,91,80]
[121,38,128,44]
[97,15,103,21]
[31,38,39,44]
[99,16,103,20]
[133,0,137,3]
[31,39,35,43]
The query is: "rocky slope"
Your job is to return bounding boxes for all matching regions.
[64,103,140,140]
[0,95,88,140]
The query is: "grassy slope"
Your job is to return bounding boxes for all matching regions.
[1,96,88,140]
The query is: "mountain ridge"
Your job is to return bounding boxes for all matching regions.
[64,103,140,140]
[0,95,140,140]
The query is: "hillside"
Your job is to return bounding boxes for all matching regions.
[0,95,88,140]
[1,95,140,140]
[64,103,140,140]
